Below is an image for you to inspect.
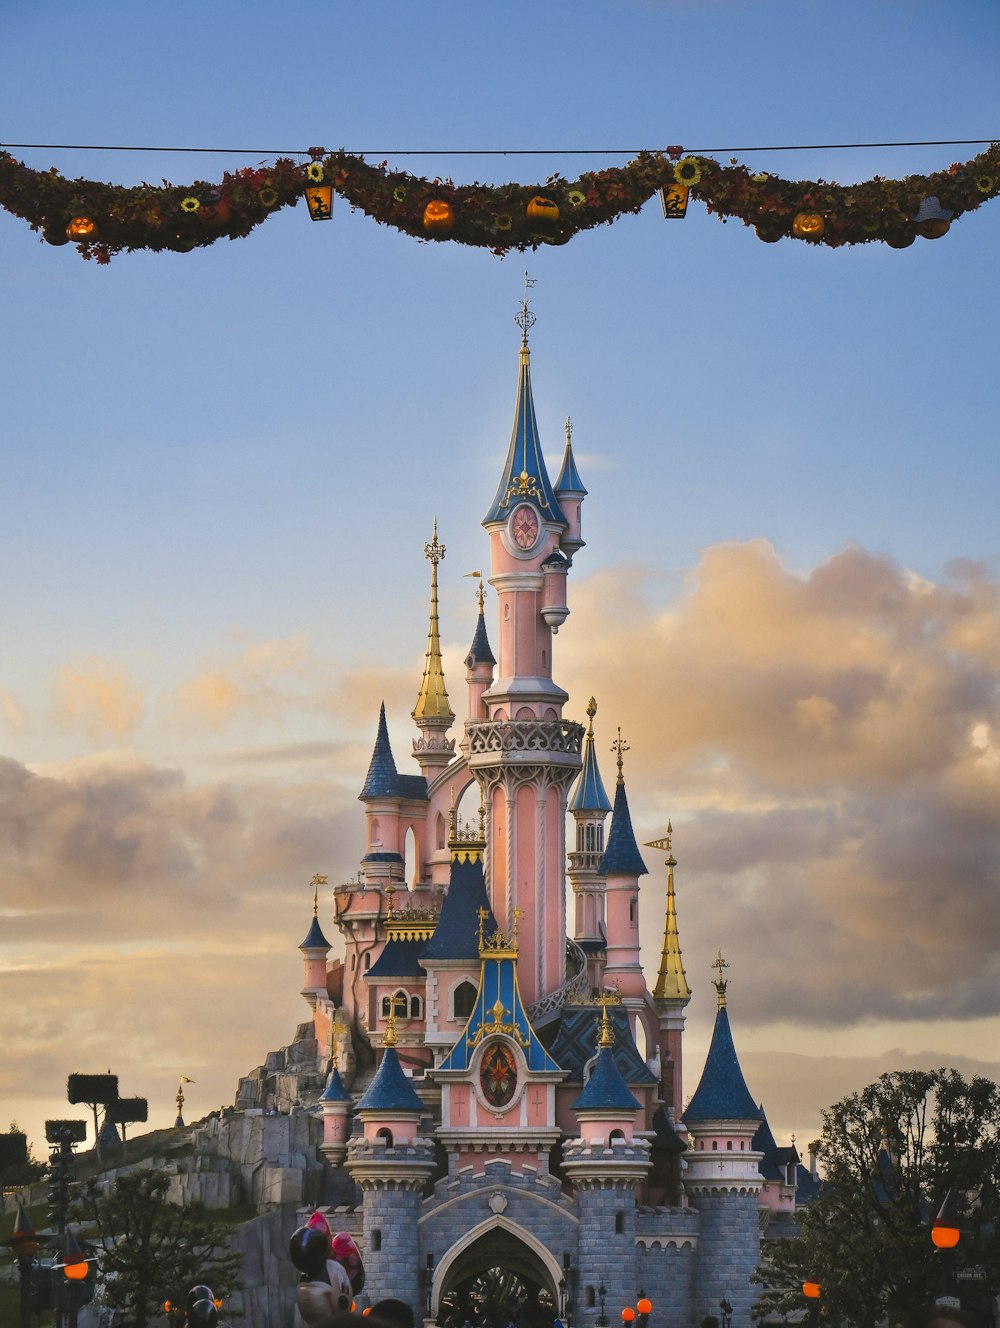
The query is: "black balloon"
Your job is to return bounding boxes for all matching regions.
[187,1285,215,1309]
[289,1223,331,1278]
[188,1299,219,1328]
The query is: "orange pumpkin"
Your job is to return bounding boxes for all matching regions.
[198,193,232,227]
[526,194,559,227]
[423,200,454,236]
[66,215,98,240]
[792,211,824,239]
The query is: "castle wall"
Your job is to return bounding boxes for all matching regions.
[689,1191,761,1326]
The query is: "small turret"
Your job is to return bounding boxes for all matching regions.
[319,1030,353,1165]
[554,417,587,559]
[682,955,763,1151]
[412,521,456,774]
[600,731,648,1002]
[299,874,331,1009]
[568,698,613,976]
[647,825,691,1115]
[570,1004,642,1144]
[463,573,495,722]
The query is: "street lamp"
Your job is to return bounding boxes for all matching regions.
[636,1295,652,1328]
[597,1285,608,1327]
[802,1280,820,1328]
[931,1188,961,1307]
[720,1297,733,1328]
[423,1252,435,1319]
[4,1198,39,1328]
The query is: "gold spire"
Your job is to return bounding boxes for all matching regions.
[596,1001,616,1050]
[712,950,730,1010]
[412,519,455,724]
[647,824,691,1003]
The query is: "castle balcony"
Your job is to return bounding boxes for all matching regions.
[466,718,584,771]
[568,850,604,872]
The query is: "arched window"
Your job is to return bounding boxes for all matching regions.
[410,994,422,1019]
[609,1129,626,1145]
[712,1141,718,1151]
[453,980,478,1020]
[727,1140,733,1151]
[614,1212,624,1234]
[375,1128,394,1148]
[370,817,382,847]
[371,1230,382,1252]
[586,1288,596,1310]
[629,896,638,926]
[363,951,371,971]
[437,813,447,851]
[351,953,357,971]
[382,989,408,1020]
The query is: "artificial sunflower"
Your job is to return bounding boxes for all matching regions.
[307,162,325,183]
[258,186,279,208]
[180,196,201,213]
[752,172,769,184]
[975,174,994,192]
[496,213,513,231]
[393,186,406,202]
[567,189,586,207]
[674,156,702,186]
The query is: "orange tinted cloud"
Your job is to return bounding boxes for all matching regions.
[52,660,144,741]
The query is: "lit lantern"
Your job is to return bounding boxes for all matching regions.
[931,1188,961,1249]
[198,191,232,227]
[423,200,455,236]
[305,181,334,221]
[802,1282,821,1300]
[63,1227,89,1281]
[526,195,560,234]
[637,1299,653,1316]
[622,1310,636,1323]
[914,195,952,239]
[659,184,689,219]
[66,215,99,241]
[792,211,825,239]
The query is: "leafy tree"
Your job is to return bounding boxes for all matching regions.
[74,1168,241,1327]
[755,1070,1000,1328]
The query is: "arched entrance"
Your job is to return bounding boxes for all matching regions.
[432,1218,563,1328]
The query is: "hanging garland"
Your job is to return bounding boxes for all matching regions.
[1,143,998,262]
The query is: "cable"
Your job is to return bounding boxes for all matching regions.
[0,138,997,158]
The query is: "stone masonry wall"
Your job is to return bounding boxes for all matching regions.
[690,1191,761,1328]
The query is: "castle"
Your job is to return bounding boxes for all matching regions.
[285,307,810,1328]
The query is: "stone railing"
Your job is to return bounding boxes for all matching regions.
[466,718,585,757]
[527,939,591,1026]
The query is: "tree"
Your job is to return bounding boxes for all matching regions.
[755,1070,1000,1328]
[74,1168,241,1327]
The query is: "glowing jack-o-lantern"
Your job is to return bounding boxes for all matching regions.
[198,192,232,227]
[792,211,825,239]
[66,215,99,241]
[526,195,560,233]
[423,200,454,236]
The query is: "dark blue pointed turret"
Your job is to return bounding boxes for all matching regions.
[320,1065,352,1103]
[555,436,587,496]
[570,720,612,814]
[360,702,398,799]
[356,1046,424,1113]
[599,779,648,876]
[683,1005,759,1122]
[465,610,496,668]
[571,1045,641,1112]
[483,343,565,527]
[300,914,330,951]
[422,853,497,961]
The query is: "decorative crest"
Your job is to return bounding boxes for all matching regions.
[611,727,630,785]
[712,950,730,1009]
[478,906,522,955]
[515,272,537,344]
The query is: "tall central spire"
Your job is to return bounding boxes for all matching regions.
[412,520,456,773]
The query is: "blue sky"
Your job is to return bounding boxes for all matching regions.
[2,1,999,1155]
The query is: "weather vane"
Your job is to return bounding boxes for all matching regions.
[611,727,630,784]
[515,272,537,344]
[465,568,486,611]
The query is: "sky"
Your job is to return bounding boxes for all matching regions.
[2,0,999,1162]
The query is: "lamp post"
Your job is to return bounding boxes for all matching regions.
[720,1298,733,1328]
[636,1295,652,1328]
[4,1198,39,1328]
[802,1280,821,1328]
[931,1188,961,1309]
[423,1252,435,1321]
[597,1285,608,1328]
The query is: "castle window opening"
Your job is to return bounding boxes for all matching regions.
[376,1128,393,1148]
[372,1229,382,1251]
[614,1211,624,1234]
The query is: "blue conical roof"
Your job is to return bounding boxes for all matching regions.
[571,1045,641,1112]
[555,438,587,496]
[300,914,331,951]
[422,853,497,961]
[599,780,648,876]
[360,703,398,799]
[683,1005,759,1122]
[570,726,612,814]
[356,1046,424,1113]
[466,611,496,668]
[320,1065,352,1104]
[483,344,565,527]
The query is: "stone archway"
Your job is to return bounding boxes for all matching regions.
[432,1216,563,1328]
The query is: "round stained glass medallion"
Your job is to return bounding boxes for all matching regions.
[479,1040,518,1107]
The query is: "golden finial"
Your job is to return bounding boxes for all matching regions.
[585,696,597,739]
[611,728,629,785]
[712,950,730,1010]
[515,272,537,344]
[385,882,396,922]
[383,994,405,1048]
[330,1012,338,1070]
[478,796,486,842]
[566,416,573,448]
[511,907,522,950]
[311,872,327,916]
[477,906,489,952]
[465,569,486,612]
[596,1002,615,1050]
[425,517,445,566]
[414,520,453,724]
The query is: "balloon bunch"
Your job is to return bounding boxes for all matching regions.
[289,1211,366,1327]
[185,1284,220,1327]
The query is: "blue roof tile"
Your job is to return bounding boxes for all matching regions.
[356,1046,424,1113]
[422,854,497,961]
[319,1066,352,1103]
[570,727,612,814]
[549,1006,656,1086]
[299,914,331,951]
[683,1006,759,1123]
[358,705,428,803]
[571,1045,641,1112]
[555,439,587,496]
[599,780,648,877]
[366,938,427,979]
[466,611,496,668]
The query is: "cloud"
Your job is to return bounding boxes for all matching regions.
[555,541,1000,1030]
[173,633,321,730]
[52,660,145,741]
